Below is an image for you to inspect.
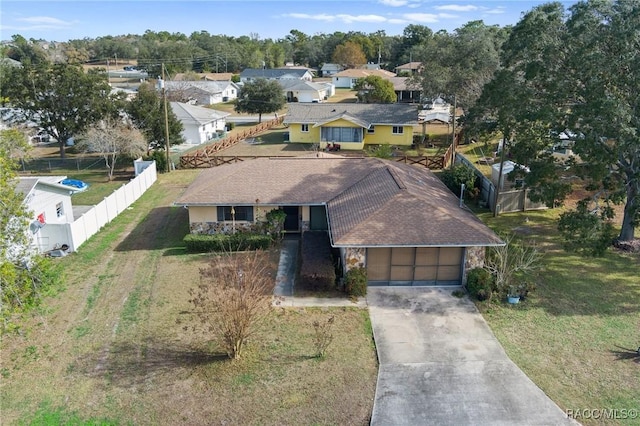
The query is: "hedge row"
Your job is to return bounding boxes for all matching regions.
[184,233,272,252]
[299,232,336,291]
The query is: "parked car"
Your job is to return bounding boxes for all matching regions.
[31,129,50,143]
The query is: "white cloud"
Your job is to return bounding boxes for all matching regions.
[434,4,479,12]
[285,13,387,24]
[336,14,388,23]
[437,13,458,19]
[285,13,336,22]
[16,16,74,27]
[485,7,507,15]
[402,13,440,23]
[378,0,408,6]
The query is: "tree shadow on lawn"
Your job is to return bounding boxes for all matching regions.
[536,250,640,317]
[610,345,640,364]
[115,206,189,253]
[72,338,228,388]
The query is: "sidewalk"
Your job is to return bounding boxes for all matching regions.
[272,237,366,308]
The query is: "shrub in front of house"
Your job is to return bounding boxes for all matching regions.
[299,232,336,291]
[465,267,494,301]
[345,267,367,297]
[184,233,272,252]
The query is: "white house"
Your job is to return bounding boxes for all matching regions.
[332,68,396,89]
[16,176,77,253]
[165,80,239,105]
[279,80,335,103]
[170,102,231,145]
[239,68,313,83]
[320,63,343,77]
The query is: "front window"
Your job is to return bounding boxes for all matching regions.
[217,206,254,221]
[301,124,309,132]
[367,125,375,134]
[321,127,363,142]
[392,126,404,134]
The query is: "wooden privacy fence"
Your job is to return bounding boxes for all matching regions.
[180,116,284,168]
[393,144,452,170]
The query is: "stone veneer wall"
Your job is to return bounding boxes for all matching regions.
[190,221,254,235]
[463,246,486,285]
[343,247,366,271]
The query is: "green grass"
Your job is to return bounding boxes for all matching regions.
[477,208,640,425]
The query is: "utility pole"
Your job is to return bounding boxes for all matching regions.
[450,94,457,168]
[161,63,171,173]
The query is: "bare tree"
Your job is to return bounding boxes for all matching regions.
[485,234,543,297]
[187,251,274,360]
[77,118,146,181]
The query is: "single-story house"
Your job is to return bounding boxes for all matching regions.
[174,156,503,286]
[165,80,239,105]
[170,102,230,145]
[332,68,396,89]
[395,62,423,75]
[389,77,422,103]
[16,176,78,253]
[320,63,344,77]
[239,68,313,83]
[279,80,335,103]
[283,103,417,150]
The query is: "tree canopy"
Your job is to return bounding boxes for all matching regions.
[331,41,367,69]
[126,82,184,150]
[0,129,60,329]
[234,78,285,123]
[473,0,639,247]
[353,75,396,103]
[7,63,113,158]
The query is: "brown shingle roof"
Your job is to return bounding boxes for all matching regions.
[175,157,503,247]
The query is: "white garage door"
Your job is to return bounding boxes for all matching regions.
[367,247,464,286]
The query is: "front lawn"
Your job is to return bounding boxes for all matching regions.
[478,209,640,425]
[0,169,377,426]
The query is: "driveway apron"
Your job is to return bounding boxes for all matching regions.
[368,287,576,426]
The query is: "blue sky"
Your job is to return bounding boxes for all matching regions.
[1,1,579,42]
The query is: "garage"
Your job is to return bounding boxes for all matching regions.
[367,247,464,286]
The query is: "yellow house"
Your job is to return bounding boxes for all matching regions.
[283,103,417,150]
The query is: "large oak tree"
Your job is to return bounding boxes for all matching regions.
[9,63,114,158]
[474,0,639,248]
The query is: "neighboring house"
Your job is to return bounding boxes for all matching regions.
[332,69,396,89]
[165,80,239,105]
[0,57,23,68]
[363,63,382,70]
[320,63,343,77]
[170,102,230,145]
[389,77,422,103]
[283,103,417,150]
[279,80,335,103]
[14,161,157,255]
[110,86,137,101]
[175,156,503,286]
[395,62,423,75]
[239,68,313,83]
[419,97,452,123]
[16,176,77,253]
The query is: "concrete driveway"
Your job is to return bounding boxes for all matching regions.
[368,287,576,426]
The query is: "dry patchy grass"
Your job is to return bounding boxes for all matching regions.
[477,209,640,425]
[0,170,377,425]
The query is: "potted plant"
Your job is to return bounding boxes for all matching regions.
[507,285,521,304]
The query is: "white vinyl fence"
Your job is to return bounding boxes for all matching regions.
[39,160,157,253]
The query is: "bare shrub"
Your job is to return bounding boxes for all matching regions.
[187,251,274,359]
[312,316,335,359]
